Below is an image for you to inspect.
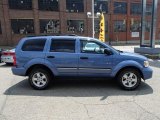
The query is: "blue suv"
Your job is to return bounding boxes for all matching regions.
[12,36,153,90]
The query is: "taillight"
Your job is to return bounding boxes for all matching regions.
[13,55,16,66]
[10,53,15,56]
[2,52,8,55]
[2,52,15,56]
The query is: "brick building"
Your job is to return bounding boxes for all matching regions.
[0,0,160,46]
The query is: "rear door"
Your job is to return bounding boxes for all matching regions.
[45,38,78,76]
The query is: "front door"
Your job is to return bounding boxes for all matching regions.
[78,40,113,77]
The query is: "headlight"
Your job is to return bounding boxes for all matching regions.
[144,61,149,67]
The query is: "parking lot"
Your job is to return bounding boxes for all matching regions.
[0,59,159,120]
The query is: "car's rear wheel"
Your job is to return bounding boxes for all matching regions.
[117,68,141,90]
[29,68,51,90]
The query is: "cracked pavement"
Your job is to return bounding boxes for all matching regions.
[0,59,160,120]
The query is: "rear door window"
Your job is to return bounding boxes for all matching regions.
[50,39,75,53]
[22,39,46,51]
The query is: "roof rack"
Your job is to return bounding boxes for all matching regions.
[26,34,78,37]
[66,34,78,36]
[55,34,78,36]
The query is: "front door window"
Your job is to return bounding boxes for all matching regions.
[80,40,105,54]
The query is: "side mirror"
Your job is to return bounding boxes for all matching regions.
[104,48,113,55]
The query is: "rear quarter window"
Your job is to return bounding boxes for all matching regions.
[22,39,46,51]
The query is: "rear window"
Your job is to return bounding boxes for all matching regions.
[50,39,75,53]
[22,39,46,51]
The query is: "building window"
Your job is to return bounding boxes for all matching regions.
[114,20,126,32]
[66,0,84,13]
[11,19,34,34]
[131,3,142,15]
[95,20,108,33]
[38,0,59,11]
[8,0,32,10]
[67,20,84,34]
[0,22,2,34]
[40,20,60,34]
[130,19,141,32]
[94,0,108,13]
[114,2,127,14]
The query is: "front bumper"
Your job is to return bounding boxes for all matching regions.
[12,67,26,76]
[142,67,153,80]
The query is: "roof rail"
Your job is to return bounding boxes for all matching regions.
[55,34,78,36]
[66,34,78,36]
[26,34,78,37]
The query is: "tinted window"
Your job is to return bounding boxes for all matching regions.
[50,40,75,53]
[22,39,46,51]
[8,0,32,10]
[80,40,105,54]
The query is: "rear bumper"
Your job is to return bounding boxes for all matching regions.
[142,67,153,80]
[12,67,26,76]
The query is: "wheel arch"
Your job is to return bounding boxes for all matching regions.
[26,64,54,77]
[115,66,144,79]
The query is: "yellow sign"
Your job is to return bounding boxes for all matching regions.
[99,13,105,42]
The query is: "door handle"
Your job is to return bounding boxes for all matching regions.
[80,57,88,59]
[47,56,55,58]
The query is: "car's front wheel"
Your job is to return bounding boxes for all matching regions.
[117,68,141,90]
[29,68,51,90]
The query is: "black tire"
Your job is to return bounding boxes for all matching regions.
[117,68,141,90]
[29,68,51,90]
